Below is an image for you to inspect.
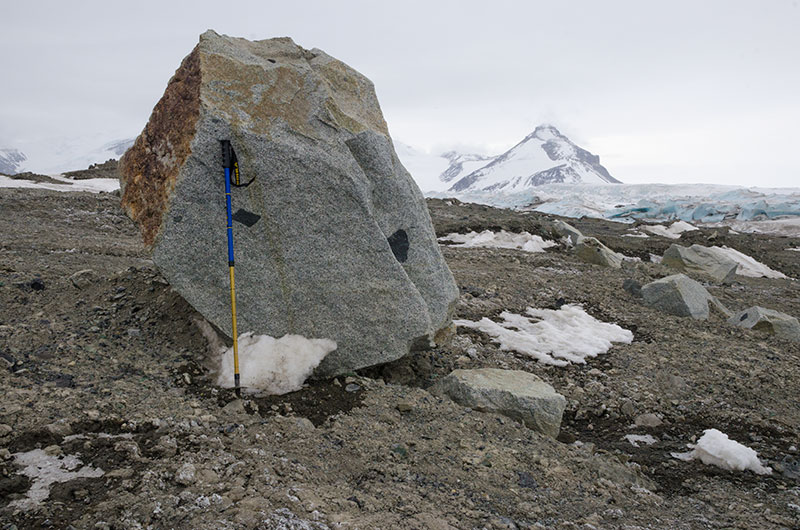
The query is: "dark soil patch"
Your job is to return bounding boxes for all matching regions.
[560,409,799,496]
[248,379,367,427]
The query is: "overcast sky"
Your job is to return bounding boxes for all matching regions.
[2,0,799,186]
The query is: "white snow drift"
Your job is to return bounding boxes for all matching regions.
[624,434,658,448]
[11,449,105,510]
[672,429,771,475]
[440,230,557,253]
[217,332,337,395]
[640,221,698,239]
[0,174,119,193]
[455,304,633,366]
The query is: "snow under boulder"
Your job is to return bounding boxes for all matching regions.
[119,31,459,377]
[728,306,800,342]
[216,333,337,394]
[430,368,567,438]
[662,244,738,284]
[641,274,721,320]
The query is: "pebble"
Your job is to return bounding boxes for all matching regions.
[634,413,663,428]
[175,462,197,485]
[345,383,361,393]
[106,468,135,479]
[44,444,63,456]
[222,400,246,415]
[69,269,97,289]
[0,423,12,437]
[396,401,413,413]
[620,400,636,417]
[45,420,73,437]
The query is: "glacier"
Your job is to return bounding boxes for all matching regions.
[429,183,800,235]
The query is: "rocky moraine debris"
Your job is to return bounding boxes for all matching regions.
[1,33,800,530]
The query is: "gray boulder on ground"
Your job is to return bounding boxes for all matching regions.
[69,269,97,289]
[728,307,800,342]
[430,368,567,438]
[574,237,624,268]
[552,219,583,246]
[641,274,718,319]
[662,244,738,284]
[119,31,459,377]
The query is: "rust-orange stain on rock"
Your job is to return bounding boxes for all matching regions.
[119,47,201,247]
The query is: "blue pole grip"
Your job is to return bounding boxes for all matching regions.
[224,166,235,265]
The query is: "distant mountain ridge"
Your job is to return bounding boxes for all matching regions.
[0,148,27,175]
[0,138,134,175]
[439,151,496,184]
[449,125,619,192]
[395,125,619,193]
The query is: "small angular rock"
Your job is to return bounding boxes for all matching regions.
[641,274,715,319]
[431,368,566,438]
[574,237,623,268]
[729,306,800,342]
[552,219,583,246]
[69,269,98,289]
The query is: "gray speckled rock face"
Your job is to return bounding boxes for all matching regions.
[641,274,712,319]
[729,306,800,342]
[119,31,458,377]
[430,368,566,438]
[662,244,738,284]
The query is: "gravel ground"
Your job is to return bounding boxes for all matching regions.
[1,188,799,529]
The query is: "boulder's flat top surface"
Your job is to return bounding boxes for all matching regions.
[1,188,800,529]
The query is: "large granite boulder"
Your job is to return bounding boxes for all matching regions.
[430,368,566,438]
[728,307,800,342]
[119,31,459,377]
[641,274,715,319]
[662,244,738,284]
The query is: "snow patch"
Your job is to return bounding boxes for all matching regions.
[707,246,789,279]
[0,174,119,193]
[624,434,658,447]
[640,221,698,239]
[622,231,649,238]
[788,247,800,252]
[455,304,633,366]
[217,333,337,395]
[672,429,771,475]
[11,449,105,510]
[440,230,557,253]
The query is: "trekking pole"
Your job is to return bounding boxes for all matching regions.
[220,140,241,396]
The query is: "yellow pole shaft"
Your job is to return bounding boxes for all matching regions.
[229,265,240,391]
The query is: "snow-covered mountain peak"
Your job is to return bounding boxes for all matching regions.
[530,124,562,141]
[448,125,619,192]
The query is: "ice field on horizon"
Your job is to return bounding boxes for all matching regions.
[429,182,800,236]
